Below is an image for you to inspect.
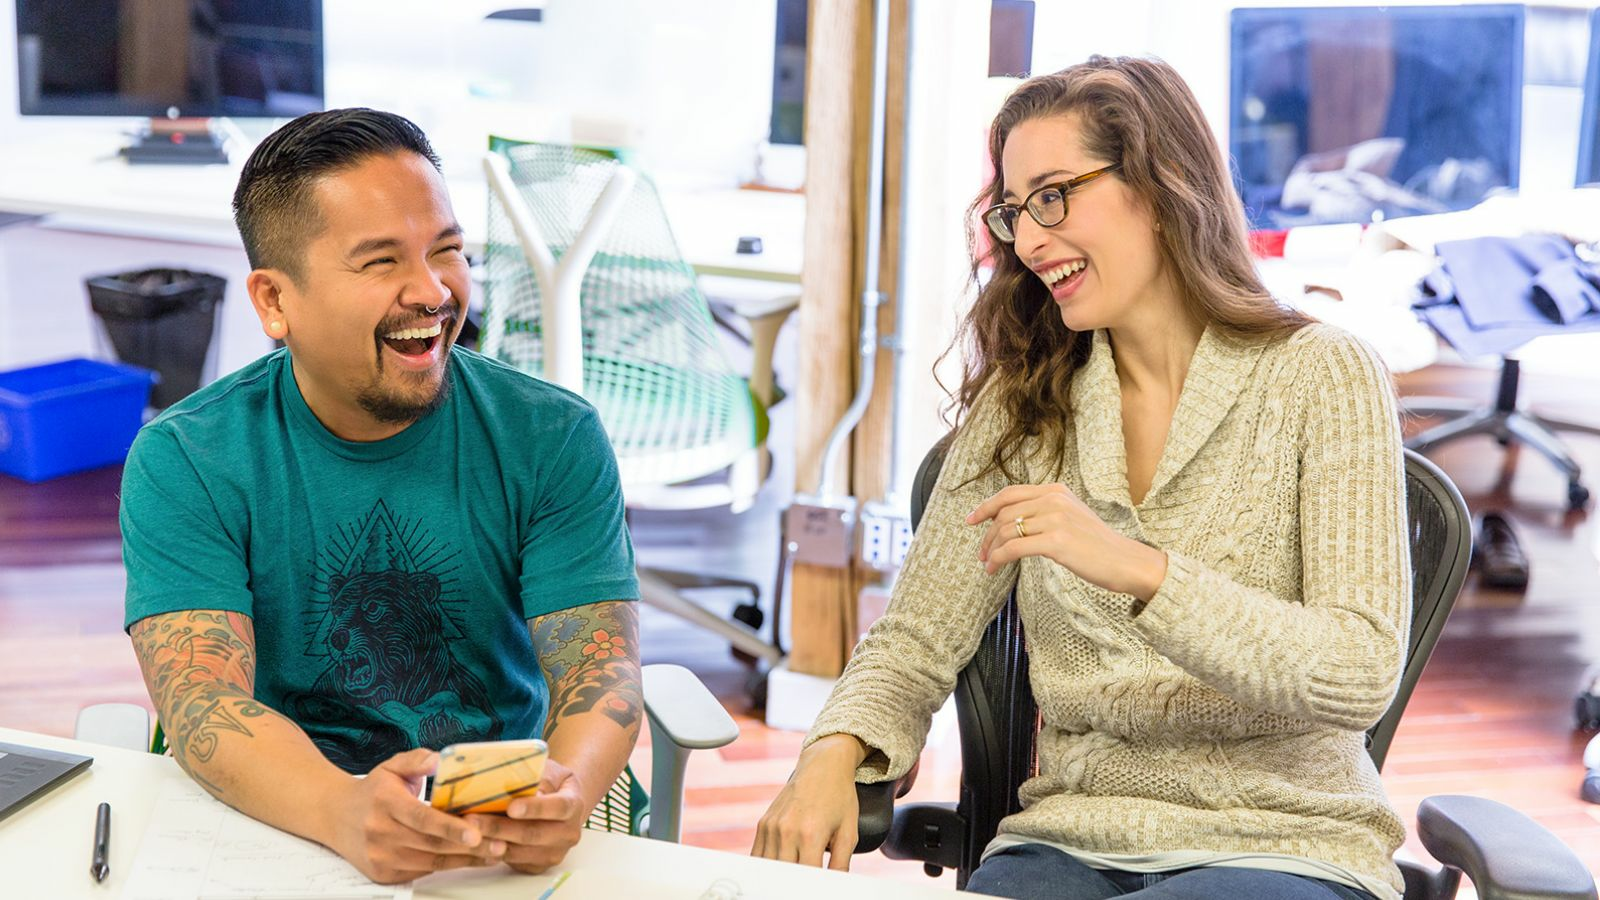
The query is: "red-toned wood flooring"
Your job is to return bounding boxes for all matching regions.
[3,359,1598,896]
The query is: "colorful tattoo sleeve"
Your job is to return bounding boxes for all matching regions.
[530,601,643,736]
[129,610,268,794]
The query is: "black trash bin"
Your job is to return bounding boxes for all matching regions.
[87,268,225,409]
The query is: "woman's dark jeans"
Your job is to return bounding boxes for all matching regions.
[965,843,1380,900]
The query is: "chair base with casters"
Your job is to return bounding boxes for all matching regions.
[1405,357,1599,510]
[76,663,738,843]
[852,440,1597,900]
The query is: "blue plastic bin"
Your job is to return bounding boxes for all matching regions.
[0,358,156,483]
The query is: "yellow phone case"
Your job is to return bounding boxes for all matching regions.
[430,739,548,815]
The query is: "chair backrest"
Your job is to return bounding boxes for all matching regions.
[1369,450,1473,767]
[481,142,763,489]
[482,141,733,383]
[909,440,1472,880]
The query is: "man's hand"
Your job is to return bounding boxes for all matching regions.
[329,748,507,885]
[466,758,587,874]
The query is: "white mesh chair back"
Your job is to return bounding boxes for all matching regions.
[481,143,764,493]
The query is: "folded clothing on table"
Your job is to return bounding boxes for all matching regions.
[1414,234,1600,357]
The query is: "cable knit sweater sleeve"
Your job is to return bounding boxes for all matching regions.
[1130,330,1411,731]
[802,388,1018,782]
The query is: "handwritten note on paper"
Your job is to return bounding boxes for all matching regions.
[120,773,411,900]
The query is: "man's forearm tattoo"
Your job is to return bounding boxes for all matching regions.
[130,611,267,792]
[532,601,643,735]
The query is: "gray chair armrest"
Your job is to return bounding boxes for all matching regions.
[1417,794,1598,900]
[855,779,898,853]
[74,703,151,752]
[640,663,739,842]
[642,663,740,750]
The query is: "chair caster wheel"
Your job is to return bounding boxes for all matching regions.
[1569,483,1591,511]
[745,670,768,709]
[729,602,766,667]
[732,601,764,631]
[1576,692,1600,730]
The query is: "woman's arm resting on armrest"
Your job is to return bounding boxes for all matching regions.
[754,733,871,870]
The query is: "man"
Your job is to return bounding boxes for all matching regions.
[119,108,642,885]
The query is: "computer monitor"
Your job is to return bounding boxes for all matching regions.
[989,0,1035,78]
[15,0,323,119]
[1230,5,1524,228]
[1578,7,1600,187]
[769,0,806,146]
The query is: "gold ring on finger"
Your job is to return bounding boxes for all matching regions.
[1014,516,1028,539]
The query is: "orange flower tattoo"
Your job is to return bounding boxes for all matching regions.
[582,629,626,660]
[535,602,641,733]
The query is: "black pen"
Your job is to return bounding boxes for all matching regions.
[90,801,110,883]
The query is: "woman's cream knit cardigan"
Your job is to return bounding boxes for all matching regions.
[808,323,1410,899]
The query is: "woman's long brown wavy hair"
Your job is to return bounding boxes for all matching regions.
[947,56,1312,481]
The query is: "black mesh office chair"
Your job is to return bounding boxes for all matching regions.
[854,439,1596,900]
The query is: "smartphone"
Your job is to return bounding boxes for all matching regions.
[430,739,548,815]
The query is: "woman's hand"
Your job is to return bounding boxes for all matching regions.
[752,734,866,870]
[966,483,1168,601]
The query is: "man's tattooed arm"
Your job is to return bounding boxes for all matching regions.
[529,601,643,809]
[129,610,285,796]
[531,601,643,738]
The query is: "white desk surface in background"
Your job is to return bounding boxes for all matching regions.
[0,125,803,284]
[0,727,956,900]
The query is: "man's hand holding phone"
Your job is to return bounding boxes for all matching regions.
[329,747,508,885]
[429,738,588,875]
[465,758,588,874]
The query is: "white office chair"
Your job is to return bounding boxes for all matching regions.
[479,142,785,672]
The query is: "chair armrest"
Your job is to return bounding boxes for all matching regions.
[641,663,739,750]
[74,703,151,752]
[1417,794,1598,900]
[639,663,738,843]
[855,779,898,853]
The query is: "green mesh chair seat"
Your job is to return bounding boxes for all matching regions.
[482,142,765,499]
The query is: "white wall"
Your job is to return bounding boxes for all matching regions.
[320,0,779,184]
[0,0,779,185]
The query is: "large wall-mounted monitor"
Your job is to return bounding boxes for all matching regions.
[1579,7,1600,187]
[1230,4,1524,228]
[16,0,324,119]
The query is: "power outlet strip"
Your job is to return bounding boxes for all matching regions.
[858,500,911,572]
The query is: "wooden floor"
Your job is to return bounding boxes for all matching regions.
[3,357,1600,895]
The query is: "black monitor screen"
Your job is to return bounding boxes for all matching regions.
[16,0,323,118]
[769,0,806,146]
[1230,5,1524,228]
[1579,8,1600,187]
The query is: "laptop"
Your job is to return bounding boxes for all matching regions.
[0,742,93,823]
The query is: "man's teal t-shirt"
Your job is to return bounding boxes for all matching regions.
[120,347,639,773]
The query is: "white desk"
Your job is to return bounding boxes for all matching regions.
[0,125,803,284]
[0,727,955,900]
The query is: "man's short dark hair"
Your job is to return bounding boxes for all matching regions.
[232,108,442,283]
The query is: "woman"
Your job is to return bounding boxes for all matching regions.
[752,56,1409,900]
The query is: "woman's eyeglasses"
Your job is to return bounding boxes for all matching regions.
[982,163,1122,243]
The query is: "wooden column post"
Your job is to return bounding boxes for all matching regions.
[788,0,875,678]
[788,0,990,679]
